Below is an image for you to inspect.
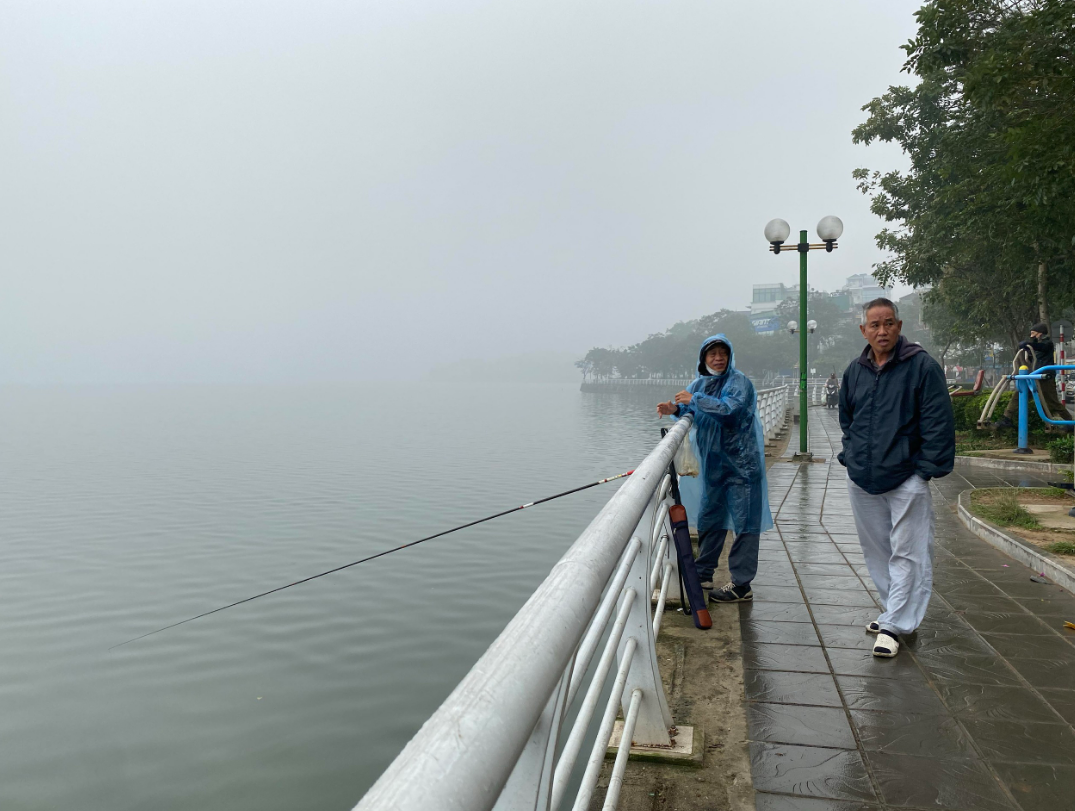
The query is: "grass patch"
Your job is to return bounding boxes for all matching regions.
[972,487,1072,505]
[956,435,1012,454]
[1044,540,1075,556]
[974,490,1042,529]
[954,429,1052,456]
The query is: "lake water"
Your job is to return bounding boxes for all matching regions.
[0,382,672,810]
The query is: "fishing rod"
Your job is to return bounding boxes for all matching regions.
[112,468,635,649]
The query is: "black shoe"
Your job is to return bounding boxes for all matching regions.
[709,582,752,602]
[991,416,1014,430]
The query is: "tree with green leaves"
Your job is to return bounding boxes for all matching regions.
[853,0,1075,348]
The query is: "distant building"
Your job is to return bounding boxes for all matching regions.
[750,283,791,335]
[842,273,891,310]
[748,275,890,334]
[899,290,927,328]
[828,291,851,313]
[750,284,788,316]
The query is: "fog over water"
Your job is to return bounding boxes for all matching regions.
[1,4,931,807]
[2,1,918,385]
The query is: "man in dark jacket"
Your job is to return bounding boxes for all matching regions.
[839,298,955,658]
[993,322,1072,429]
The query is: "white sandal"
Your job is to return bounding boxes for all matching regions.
[872,632,899,658]
[866,620,881,634]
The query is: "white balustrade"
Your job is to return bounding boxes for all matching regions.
[355,387,792,811]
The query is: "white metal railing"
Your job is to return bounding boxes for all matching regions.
[354,388,791,811]
[756,384,790,442]
[802,377,834,407]
[354,418,691,811]
[580,377,695,387]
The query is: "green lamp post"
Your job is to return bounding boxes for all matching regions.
[764,215,844,460]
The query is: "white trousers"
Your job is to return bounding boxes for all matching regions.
[846,472,935,636]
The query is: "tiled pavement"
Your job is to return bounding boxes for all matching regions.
[738,409,1075,811]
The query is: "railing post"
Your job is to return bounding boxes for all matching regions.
[1015,367,1033,455]
[617,532,673,746]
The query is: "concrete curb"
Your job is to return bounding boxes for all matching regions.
[955,455,1070,475]
[956,490,1075,596]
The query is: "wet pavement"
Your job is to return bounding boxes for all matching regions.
[736,409,1075,811]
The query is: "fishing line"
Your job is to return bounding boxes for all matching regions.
[112,468,635,649]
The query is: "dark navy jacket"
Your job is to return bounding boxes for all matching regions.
[837,336,955,495]
[1023,336,1056,378]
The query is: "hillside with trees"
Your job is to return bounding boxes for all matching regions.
[577,292,936,381]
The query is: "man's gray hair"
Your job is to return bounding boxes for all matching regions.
[861,297,900,324]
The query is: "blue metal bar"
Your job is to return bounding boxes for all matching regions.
[1011,367,1075,426]
[1018,364,1075,376]
[1016,373,1031,452]
[1026,383,1075,427]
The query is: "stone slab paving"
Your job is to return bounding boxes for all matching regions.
[732,409,1075,811]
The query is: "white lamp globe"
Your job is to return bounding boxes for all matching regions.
[787,320,798,333]
[817,215,844,242]
[807,319,818,333]
[764,218,792,244]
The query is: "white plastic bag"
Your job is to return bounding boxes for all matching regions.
[673,430,701,477]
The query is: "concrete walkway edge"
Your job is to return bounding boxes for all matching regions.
[955,455,1072,475]
[957,489,1075,596]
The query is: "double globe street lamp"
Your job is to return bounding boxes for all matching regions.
[787,320,818,336]
[764,216,844,460]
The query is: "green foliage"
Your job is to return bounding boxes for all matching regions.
[579,298,874,380]
[579,309,759,379]
[853,0,1075,349]
[1048,434,1075,464]
[1044,540,1075,556]
[976,490,1042,529]
[948,390,1049,433]
[951,389,1060,456]
[949,393,990,432]
[774,293,882,376]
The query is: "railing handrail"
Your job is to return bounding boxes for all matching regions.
[354,418,694,811]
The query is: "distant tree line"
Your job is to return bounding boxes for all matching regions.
[577,294,938,382]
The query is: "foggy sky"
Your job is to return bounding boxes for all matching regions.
[1,1,919,384]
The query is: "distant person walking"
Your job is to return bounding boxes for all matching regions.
[825,373,839,409]
[839,299,955,657]
[657,335,772,603]
[992,322,1072,430]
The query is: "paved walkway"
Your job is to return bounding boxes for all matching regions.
[738,409,1075,811]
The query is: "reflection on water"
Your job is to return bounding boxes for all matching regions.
[0,382,679,810]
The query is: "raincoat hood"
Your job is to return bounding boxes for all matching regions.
[675,331,773,536]
[698,334,735,377]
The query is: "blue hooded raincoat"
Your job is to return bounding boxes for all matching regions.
[673,334,773,536]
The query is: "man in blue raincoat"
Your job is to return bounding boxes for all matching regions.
[657,335,773,602]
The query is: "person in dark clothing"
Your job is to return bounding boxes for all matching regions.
[825,373,839,408]
[838,298,955,658]
[993,322,1072,429]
